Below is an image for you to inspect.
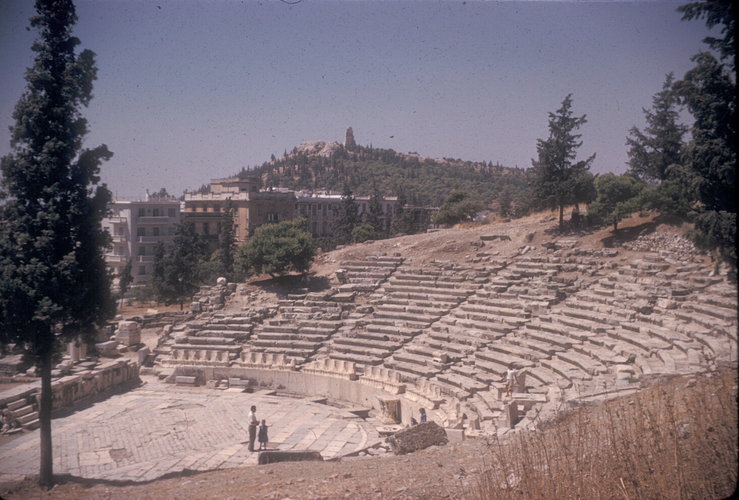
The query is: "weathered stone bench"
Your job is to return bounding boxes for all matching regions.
[175,375,197,386]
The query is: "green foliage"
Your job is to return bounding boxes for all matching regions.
[678,0,735,71]
[151,222,208,307]
[352,223,377,243]
[0,0,114,487]
[433,190,485,226]
[245,144,529,209]
[587,174,645,230]
[118,259,134,298]
[366,185,385,236]
[626,74,687,182]
[237,219,315,277]
[638,179,692,217]
[674,1,736,272]
[497,188,513,218]
[216,202,236,280]
[332,186,359,245]
[530,94,596,230]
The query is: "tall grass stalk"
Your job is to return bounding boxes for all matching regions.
[476,369,737,499]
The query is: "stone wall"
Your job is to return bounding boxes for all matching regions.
[48,359,140,412]
[169,365,450,427]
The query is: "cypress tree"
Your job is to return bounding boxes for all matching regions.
[0,0,114,488]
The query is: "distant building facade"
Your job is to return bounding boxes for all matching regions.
[295,191,400,238]
[182,177,295,243]
[102,197,181,285]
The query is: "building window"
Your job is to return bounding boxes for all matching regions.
[267,213,278,222]
[168,208,175,217]
[203,222,210,235]
[153,208,160,217]
[138,246,146,255]
[153,227,160,237]
[136,227,146,237]
[138,208,145,216]
[138,266,146,275]
[322,204,327,216]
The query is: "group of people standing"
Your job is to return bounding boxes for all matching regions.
[247,405,269,452]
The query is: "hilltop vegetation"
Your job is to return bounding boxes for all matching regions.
[240,142,530,210]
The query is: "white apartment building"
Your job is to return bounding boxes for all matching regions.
[102,198,181,285]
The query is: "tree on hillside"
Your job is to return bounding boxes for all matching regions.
[678,0,735,72]
[152,222,207,309]
[674,0,736,272]
[390,186,418,235]
[118,259,134,305]
[332,185,359,245]
[366,185,385,236]
[587,174,645,231]
[352,223,378,243]
[497,188,513,218]
[530,94,596,230]
[237,219,314,277]
[433,190,484,226]
[626,74,688,182]
[214,201,236,280]
[0,0,114,488]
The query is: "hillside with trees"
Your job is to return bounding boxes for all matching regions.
[236,138,530,211]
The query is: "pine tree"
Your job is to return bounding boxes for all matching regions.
[332,184,359,245]
[366,185,385,237]
[216,201,236,280]
[0,0,114,488]
[151,222,207,309]
[626,74,687,182]
[530,94,595,230]
[674,0,736,272]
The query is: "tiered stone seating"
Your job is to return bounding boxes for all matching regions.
[3,396,39,430]
[337,254,404,292]
[153,228,736,437]
[329,265,480,369]
[160,314,253,367]
[247,292,351,364]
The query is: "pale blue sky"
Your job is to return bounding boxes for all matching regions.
[0,0,714,198]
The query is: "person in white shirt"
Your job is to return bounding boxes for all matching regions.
[505,365,518,397]
[248,405,258,451]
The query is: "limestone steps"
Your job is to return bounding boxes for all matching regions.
[328,351,384,366]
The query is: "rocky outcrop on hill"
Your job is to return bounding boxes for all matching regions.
[295,140,342,158]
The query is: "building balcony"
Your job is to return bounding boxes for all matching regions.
[111,235,126,243]
[136,255,155,263]
[107,216,127,224]
[136,235,172,243]
[105,255,129,264]
[137,216,174,224]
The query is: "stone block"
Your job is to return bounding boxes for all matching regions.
[376,396,401,424]
[137,346,151,366]
[95,340,118,356]
[175,375,197,386]
[257,450,323,465]
[386,421,448,455]
[116,321,141,346]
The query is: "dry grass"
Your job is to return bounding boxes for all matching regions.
[476,368,738,499]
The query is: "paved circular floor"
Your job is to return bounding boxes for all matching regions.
[0,381,381,483]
